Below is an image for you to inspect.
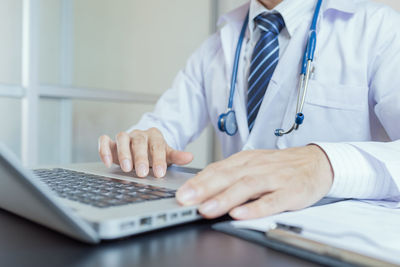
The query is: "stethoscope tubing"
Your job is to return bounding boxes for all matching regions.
[228,13,249,110]
[219,0,323,137]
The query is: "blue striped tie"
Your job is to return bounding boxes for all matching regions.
[247,13,285,132]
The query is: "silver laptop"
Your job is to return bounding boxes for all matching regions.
[0,144,201,243]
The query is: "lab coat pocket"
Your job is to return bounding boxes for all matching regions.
[282,79,372,146]
[305,79,368,111]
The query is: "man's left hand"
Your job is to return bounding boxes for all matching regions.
[176,145,334,220]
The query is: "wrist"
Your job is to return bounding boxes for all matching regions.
[308,144,334,194]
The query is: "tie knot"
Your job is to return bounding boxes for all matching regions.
[254,13,285,35]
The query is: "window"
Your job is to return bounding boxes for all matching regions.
[0,0,217,168]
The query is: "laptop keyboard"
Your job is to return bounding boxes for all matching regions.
[33,168,176,208]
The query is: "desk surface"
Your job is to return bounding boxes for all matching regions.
[0,209,319,267]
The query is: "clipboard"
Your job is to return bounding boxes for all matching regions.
[212,222,397,267]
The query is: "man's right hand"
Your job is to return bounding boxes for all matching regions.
[98,128,193,178]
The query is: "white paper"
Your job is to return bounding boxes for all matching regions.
[232,200,400,264]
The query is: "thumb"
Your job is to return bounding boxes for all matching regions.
[167,148,194,165]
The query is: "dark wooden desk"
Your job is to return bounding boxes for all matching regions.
[0,209,318,267]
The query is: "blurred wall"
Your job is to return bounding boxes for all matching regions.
[0,0,22,157]
[0,0,400,168]
[69,0,213,167]
[17,0,214,168]
[378,0,399,8]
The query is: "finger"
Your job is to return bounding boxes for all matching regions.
[166,148,193,165]
[115,132,133,172]
[148,135,167,178]
[110,140,119,164]
[131,131,149,178]
[229,190,292,220]
[176,151,265,206]
[198,175,276,219]
[176,161,245,206]
[98,135,113,168]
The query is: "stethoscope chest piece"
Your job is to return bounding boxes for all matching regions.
[218,109,238,136]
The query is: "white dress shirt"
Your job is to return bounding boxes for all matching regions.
[242,0,316,100]
[128,0,400,203]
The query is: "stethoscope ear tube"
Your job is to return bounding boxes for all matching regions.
[274,0,322,137]
[274,112,304,136]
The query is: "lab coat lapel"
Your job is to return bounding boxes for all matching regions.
[218,2,249,73]
[323,0,356,14]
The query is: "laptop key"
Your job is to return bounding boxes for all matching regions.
[125,197,145,203]
[149,191,175,198]
[35,168,176,208]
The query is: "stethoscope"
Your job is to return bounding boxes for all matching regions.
[218,0,323,137]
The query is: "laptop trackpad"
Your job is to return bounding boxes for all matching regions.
[108,165,200,189]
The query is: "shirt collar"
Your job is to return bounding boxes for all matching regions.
[249,0,316,38]
[217,2,249,28]
[323,0,356,14]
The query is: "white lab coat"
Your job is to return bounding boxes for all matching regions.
[130,0,400,200]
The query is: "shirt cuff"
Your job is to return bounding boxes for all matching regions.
[312,142,394,199]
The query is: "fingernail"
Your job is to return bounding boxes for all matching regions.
[230,207,249,219]
[136,163,148,177]
[176,184,196,204]
[199,200,218,215]
[104,155,112,168]
[121,159,132,172]
[155,165,165,178]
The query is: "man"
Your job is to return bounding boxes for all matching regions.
[98,0,400,220]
